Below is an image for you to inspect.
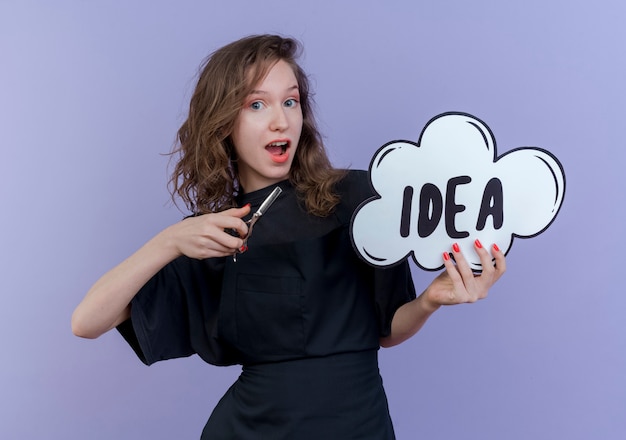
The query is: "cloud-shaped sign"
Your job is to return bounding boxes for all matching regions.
[350,112,566,271]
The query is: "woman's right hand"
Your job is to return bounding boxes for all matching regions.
[163,204,252,260]
[71,204,252,338]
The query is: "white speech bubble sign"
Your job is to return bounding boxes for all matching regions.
[350,112,566,271]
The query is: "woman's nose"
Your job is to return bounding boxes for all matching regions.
[270,107,288,131]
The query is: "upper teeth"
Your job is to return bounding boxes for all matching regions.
[268,141,288,147]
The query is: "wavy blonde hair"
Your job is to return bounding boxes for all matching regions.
[169,34,345,216]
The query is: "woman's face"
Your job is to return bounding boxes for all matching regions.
[231,60,303,193]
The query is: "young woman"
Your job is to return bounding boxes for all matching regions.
[72,34,506,439]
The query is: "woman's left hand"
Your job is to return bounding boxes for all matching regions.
[381,239,506,347]
[422,239,506,310]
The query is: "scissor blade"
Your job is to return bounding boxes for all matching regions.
[256,187,282,217]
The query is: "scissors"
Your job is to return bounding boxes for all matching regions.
[233,186,282,262]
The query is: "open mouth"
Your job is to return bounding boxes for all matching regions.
[265,141,290,163]
[265,141,289,156]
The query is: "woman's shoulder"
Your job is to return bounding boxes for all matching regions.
[335,169,376,216]
[337,169,374,198]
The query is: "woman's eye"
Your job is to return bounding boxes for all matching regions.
[250,101,264,110]
[284,98,298,108]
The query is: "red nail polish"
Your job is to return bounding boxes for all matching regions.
[474,239,482,249]
[244,203,251,208]
[443,252,450,261]
[239,245,246,252]
[492,243,500,252]
[452,243,460,253]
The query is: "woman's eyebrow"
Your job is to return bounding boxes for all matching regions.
[249,85,300,95]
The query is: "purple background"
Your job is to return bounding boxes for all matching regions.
[1,1,624,439]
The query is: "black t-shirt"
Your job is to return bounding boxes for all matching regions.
[117,170,416,367]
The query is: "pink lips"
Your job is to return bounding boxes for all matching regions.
[265,140,290,163]
[270,152,290,163]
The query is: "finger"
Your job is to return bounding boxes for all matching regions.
[474,239,496,277]
[189,215,247,250]
[440,253,465,302]
[204,211,249,240]
[468,239,498,300]
[491,243,507,275]
[443,249,477,302]
[442,251,459,279]
[453,242,492,302]
[223,203,252,219]
[189,239,238,260]
[221,217,249,240]
[450,242,475,282]
[223,205,252,237]
[215,234,246,252]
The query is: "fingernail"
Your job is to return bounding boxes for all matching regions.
[492,243,500,252]
[239,245,246,252]
[244,203,251,208]
[443,252,450,261]
[452,243,460,253]
[474,239,482,249]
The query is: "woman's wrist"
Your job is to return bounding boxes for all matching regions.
[417,289,441,315]
[149,224,183,260]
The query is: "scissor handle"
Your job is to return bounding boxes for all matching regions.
[232,186,282,262]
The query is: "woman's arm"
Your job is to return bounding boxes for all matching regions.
[380,239,506,348]
[71,206,250,339]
